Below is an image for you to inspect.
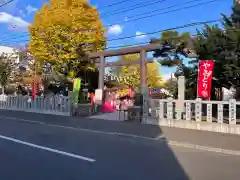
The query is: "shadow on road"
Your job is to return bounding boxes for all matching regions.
[0,110,190,180]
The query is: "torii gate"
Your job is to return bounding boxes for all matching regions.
[88,43,163,122]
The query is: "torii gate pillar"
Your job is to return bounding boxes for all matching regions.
[140,50,149,122]
[94,55,105,105]
[98,55,105,90]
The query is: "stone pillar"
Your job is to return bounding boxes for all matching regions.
[195,98,202,122]
[95,55,105,105]
[176,76,185,120]
[98,55,105,90]
[140,50,148,122]
[229,98,236,125]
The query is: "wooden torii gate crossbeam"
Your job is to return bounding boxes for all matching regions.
[88,43,163,121]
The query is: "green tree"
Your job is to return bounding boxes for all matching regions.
[150,30,193,74]
[223,0,240,87]
[150,30,197,97]
[151,1,240,100]
[191,0,240,100]
[0,54,13,94]
[151,30,191,49]
[28,0,106,78]
[192,25,227,99]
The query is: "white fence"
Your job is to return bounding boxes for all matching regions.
[0,95,71,116]
[147,98,240,135]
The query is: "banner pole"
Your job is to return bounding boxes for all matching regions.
[196,60,200,99]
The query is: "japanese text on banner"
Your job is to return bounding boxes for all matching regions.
[197,60,214,99]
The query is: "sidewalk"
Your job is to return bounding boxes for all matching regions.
[160,127,240,151]
[0,110,240,151]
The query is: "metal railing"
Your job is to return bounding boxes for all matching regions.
[0,95,71,116]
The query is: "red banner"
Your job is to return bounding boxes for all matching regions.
[32,77,40,100]
[197,60,214,99]
[32,81,36,100]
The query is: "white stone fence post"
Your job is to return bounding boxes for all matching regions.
[146,98,240,135]
[0,95,71,116]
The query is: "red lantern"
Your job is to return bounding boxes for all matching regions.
[149,89,152,95]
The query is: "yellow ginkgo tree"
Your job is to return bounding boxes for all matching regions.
[115,54,165,88]
[28,0,106,78]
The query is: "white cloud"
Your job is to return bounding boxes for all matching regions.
[135,31,146,39]
[124,17,128,22]
[0,12,29,30]
[26,5,37,14]
[18,5,37,17]
[108,24,123,35]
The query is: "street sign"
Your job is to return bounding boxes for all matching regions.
[95,89,103,105]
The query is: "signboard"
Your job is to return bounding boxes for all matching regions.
[95,89,103,105]
[72,78,81,103]
[197,60,214,99]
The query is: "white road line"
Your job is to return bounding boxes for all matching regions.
[0,116,158,140]
[0,134,96,162]
[1,115,240,156]
[167,141,240,156]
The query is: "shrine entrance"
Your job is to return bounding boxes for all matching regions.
[88,44,163,122]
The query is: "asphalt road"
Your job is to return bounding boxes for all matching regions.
[0,113,239,179]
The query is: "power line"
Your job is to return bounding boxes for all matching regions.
[0,0,165,41]
[105,0,221,27]
[97,0,130,9]
[107,19,219,41]
[1,22,235,51]
[107,42,149,49]
[101,0,220,19]
[0,34,29,42]
[101,0,167,17]
[0,28,236,50]
[126,0,211,19]
[0,0,219,42]
[107,27,238,49]
[0,38,28,45]
[0,20,219,44]
[0,0,15,8]
[0,19,219,46]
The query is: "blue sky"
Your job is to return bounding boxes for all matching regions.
[0,0,233,79]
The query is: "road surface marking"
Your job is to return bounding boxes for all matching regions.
[167,141,240,156]
[1,115,240,156]
[0,116,159,140]
[0,134,96,162]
